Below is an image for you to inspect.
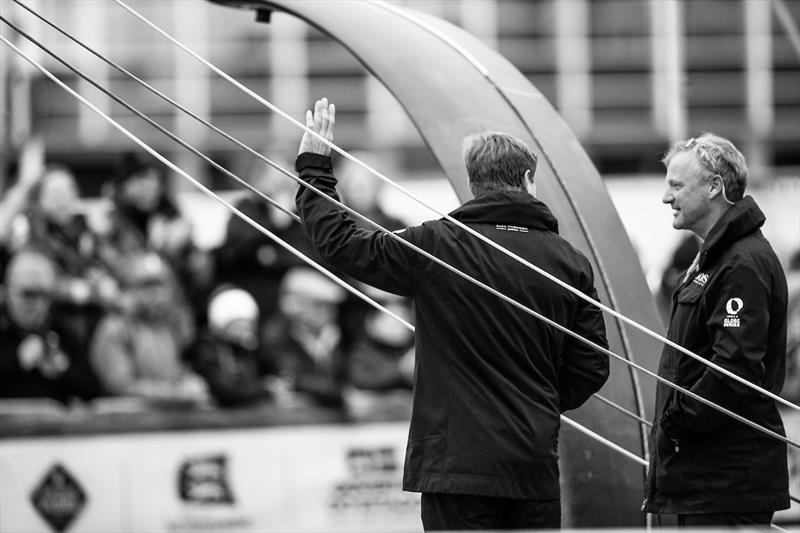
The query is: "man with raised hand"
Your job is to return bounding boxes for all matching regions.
[644,133,790,528]
[294,98,609,531]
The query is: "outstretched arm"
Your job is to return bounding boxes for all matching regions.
[295,99,428,296]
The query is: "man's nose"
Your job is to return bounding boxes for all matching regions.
[662,191,673,205]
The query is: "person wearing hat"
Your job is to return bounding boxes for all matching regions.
[89,252,206,406]
[262,266,348,408]
[187,286,279,408]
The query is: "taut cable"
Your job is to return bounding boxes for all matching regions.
[0,6,647,434]
[0,32,652,471]
[0,38,414,335]
[111,0,799,413]
[18,1,795,447]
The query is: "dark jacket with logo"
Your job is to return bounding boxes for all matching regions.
[296,153,609,499]
[644,196,789,515]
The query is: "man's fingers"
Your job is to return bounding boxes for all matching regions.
[324,103,335,140]
[306,109,313,128]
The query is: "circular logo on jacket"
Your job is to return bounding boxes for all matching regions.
[725,297,744,315]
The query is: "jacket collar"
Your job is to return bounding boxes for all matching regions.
[449,190,559,233]
[699,195,765,267]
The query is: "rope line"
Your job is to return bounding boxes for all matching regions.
[8,2,797,449]
[7,3,798,520]
[5,10,799,519]
[6,0,300,224]
[111,0,800,413]
[0,33,650,472]
[0,7,652,434]
[0,39,414,335]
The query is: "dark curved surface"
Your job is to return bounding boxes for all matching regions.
[209,0,665,526]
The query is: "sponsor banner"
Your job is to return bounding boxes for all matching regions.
[0,436,125,533]
[0,422,418,533]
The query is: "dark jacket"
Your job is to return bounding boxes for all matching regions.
[296,153,609,499]
[0,307,100,404]
[644,196,789,515]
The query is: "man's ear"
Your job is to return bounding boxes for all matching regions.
[708,176,722,200]
[524,169,536,196]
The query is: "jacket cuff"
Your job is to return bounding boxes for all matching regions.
[296,153,333,173]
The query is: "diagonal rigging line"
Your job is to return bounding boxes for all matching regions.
[10,34,792,453]
[0,41,413,335]
[110,0,800,413]
[0,6,646,432]
[16,1,796,448]
[9,6,798,460]
[4,26,795,533]
[0,4,651,432]
[0,33,649,469]
[0,12,648,438]
[3,2,299,225]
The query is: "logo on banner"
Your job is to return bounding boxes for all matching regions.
[723,297,743,328]
[329,446,419,515]
[178,454,235,505]
[30,463,87,533]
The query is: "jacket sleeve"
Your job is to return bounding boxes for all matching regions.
[558,264,610,412]
[295,153,427,296]
[661,262,772,437]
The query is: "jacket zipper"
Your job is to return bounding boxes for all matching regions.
[672,439,680,453]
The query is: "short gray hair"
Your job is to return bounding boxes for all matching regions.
[462,132,538,196]
[662,132,748,202]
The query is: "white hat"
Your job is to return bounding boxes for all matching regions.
[208,287,259,331]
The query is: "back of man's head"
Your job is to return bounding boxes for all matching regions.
[462,132,538,197]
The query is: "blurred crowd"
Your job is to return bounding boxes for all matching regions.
[0,139,414,416]
[2,139,798,416]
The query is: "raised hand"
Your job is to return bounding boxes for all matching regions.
[298,97,335,156]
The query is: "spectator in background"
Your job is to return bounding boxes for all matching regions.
[263,266,346,409]
[89,252,206,407]
[348,289,414,393]
[214,151,314,325]
[99,151,214,328]
[99,151,192,268]
[0,248,100,405]
[187,286,279,408]
[0,137,117,348]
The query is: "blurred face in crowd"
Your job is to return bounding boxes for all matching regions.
[121,167,161,213]
[39,167,79,226]
[4,251,57,331]
[222,318,258,350]
[126,254,174,318]
[280,290,337,331]
[662,150,715,238]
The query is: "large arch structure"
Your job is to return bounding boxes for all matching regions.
[210,0,664,526]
